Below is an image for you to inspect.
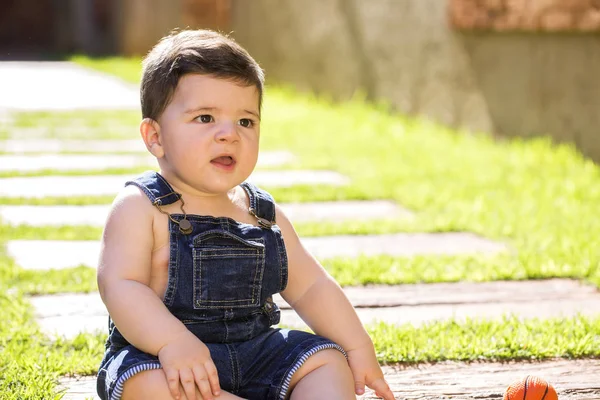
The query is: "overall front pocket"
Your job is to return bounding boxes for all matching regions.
[192,230,265,309]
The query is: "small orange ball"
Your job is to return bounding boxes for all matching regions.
[503,375,558,400]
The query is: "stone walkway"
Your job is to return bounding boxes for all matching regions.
[1,62,599,400]
[7,232,505,270]
[0,138,146,153]
[0,62,139,110]
[0,171,349,197]
[30,279,600,339]
[58,359,600,400]
[0,154,156,172]
[0,151,295,171]
[0,200,408,226]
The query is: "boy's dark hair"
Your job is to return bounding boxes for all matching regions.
[141,29,264,120]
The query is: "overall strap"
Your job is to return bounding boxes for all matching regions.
[240,182,276,228]
[125,171,181,206]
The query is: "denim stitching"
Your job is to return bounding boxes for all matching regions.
[163,220,179,307]
[241,182,257,214]
[192,236,265,309]
[193,231,265,248]
[274,228,289,292]
[227,344,241,393]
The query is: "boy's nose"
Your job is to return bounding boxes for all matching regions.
[214,121,239,142]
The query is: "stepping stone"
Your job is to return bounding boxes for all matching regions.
[0,139,145,153]
[366,359,600,399]
[0,62,139,110]
[0,170,349,198]
[0,154,156,172]
[302,233,505,259]
[5,127,139,141]
[56,359,600,399]
[7,232,504,270]
[30,279,600,339]
[57,377,99,400]
[0,151,294,172]
[8,241,100,271]
[0,200,410,226]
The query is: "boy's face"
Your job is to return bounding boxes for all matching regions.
[152,74,261,196]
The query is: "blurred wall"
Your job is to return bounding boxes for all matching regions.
[0,0,58,57]
[231,0,600,163]
[113,0,231,55]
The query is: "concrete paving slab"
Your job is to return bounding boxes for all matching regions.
[0,151,294,172]
[0,205,111,226]
[302,232,506,258]
[8,241,101,270]
[7,232,504,270]
[0,200,410,226]
[56,359,600,399]
[0,139,145,153]
[30,279,600,339]
[0,170,349,197]
[6,127,138,141]
[0,154,156,172]
[279,200,413,222]
[0,62,139,110]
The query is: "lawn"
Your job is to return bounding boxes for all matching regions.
[0,56,599,399]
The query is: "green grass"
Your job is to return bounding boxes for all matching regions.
[5,91,600,287]
[0,196,116,205]
[0,250,103,399]
[368,315,600,363]
[1,56,600,398]
[0,167,151,179]
[70,55,143,84]
[6,110,140,140]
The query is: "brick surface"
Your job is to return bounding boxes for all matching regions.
[449,0,600,31]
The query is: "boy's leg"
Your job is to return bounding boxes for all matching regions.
[122,368,245,400]
[287,349,355,399]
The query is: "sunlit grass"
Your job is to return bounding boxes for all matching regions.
[1,57,599,398]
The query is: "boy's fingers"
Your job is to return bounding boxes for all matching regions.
[369,378,394,399]
[164,368,181,399]
[179,369,198,400]
[195,375,213,400]
[203,361,221,396]
[354,379,366,395]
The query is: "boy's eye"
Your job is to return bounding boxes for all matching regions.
[196,115,214,123]
[238,118,254,128]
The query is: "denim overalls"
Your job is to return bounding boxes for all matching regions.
[96,171,345,400]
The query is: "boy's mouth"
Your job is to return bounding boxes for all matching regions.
[211,155,236,168]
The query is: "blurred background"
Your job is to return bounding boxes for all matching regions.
[1,0,599,163]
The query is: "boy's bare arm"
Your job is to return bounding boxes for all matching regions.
[97,185,188,355]
[277,204,394,399]
[276,204,370,350]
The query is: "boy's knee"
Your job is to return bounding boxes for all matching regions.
[310,348,349,369]
[122,369,169,400]
[288,349,350,389]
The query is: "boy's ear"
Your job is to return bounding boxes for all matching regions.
[140,118,164,158]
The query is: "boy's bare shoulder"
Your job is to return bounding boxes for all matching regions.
[107,184,155,224]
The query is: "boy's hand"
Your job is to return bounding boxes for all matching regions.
[157,330,221,400]
[346,344,395,400]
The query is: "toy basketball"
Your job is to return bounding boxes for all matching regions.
[503,375,558,400]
